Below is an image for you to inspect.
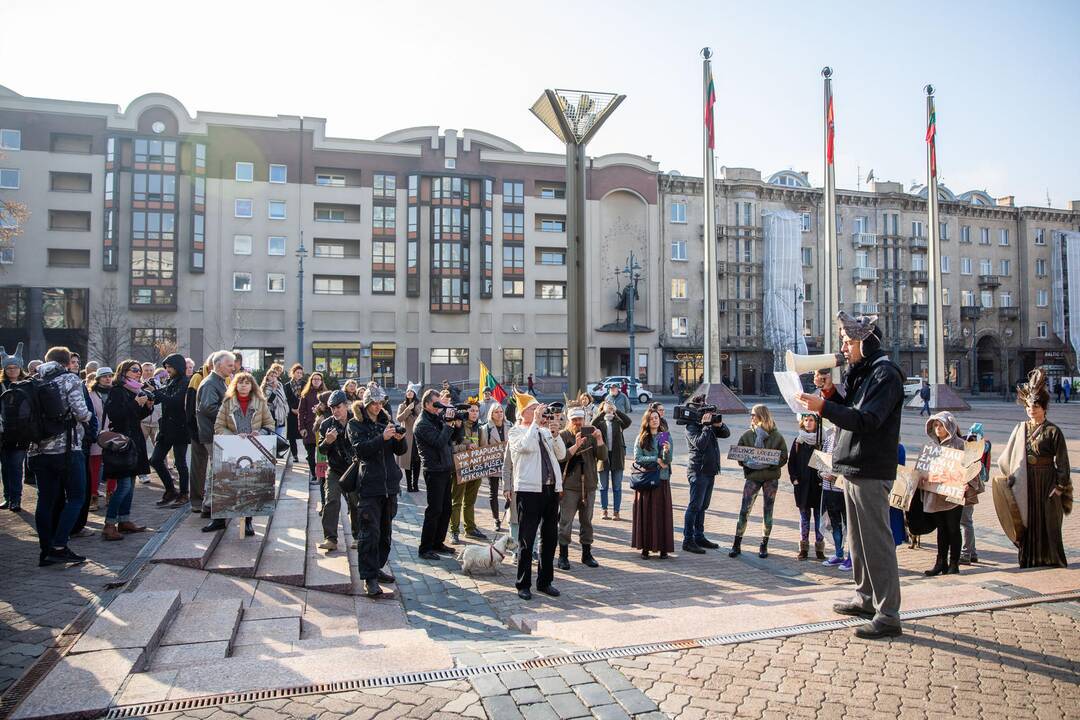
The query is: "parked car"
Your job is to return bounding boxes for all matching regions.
[903,377,924,398]
[588,377,653,404]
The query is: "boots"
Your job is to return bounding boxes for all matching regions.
[814,541,826,560]
[581,544,599,568]
[797,541,809,561]
[244,517,255,537]
[557,544,571,571]
[118,521,147,533]
[924,552,948,577]
[759,538,770,559]
[102,523,123,541]
[728,536,742,558]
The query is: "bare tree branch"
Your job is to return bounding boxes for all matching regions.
[87,284,130,367]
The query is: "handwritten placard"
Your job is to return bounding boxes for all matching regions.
[889,466,919,510]
[914,444,979,505]
[453,443,506,484]
[809,450,833,475]
[727,445,783,466]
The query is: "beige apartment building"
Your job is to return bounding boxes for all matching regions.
[0,86,660,391]
[658,167,1080,394]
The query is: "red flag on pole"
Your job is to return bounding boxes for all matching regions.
[926,105,937,178]
[826,93,835,166]
[704,69,716,150]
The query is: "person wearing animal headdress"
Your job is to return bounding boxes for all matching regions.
[996,369,1072,568]
[797,311,905,640]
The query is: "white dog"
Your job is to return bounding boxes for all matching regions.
[459,534,519,576]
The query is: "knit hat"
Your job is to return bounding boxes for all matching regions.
[837,310,879,342]
[0,342,24,370]
[406,381,422,398]
[362,381,387,406]
[513,389,538,411]
[95,366,115,378]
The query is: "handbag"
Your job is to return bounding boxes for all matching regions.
[629,461,661,491]
[338,460,360,493]
[97,431,139,478]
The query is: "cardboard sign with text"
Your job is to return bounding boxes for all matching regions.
[808,450,833,475]
[453,443,505,484]
[889,466,919,510]
[913,444,980,506]
[727,445,783,466]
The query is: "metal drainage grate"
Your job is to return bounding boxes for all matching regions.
[101,588,1080,719]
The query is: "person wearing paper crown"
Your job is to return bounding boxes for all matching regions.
[796,311,905,640]
[507,389,566,600]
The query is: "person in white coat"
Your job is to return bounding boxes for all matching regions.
[507,390,566,600]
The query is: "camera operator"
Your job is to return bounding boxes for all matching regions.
[347,384,407,597]
[316,391,358,553]
[508,392,567,600]
[415,389,464,560]
[682,396,730,555]
[557,407,606,570]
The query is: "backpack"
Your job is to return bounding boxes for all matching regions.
[0,376,73,446]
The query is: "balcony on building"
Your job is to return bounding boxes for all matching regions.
[313,203,363,224]
[909,270,928,284]
[909,235,928,251]
[978,274,1001,288]
[910,303,928,320]
[852,232,878,249]
[853,302,879,315]
[999,306,1019,320]
[535,214,566,237]
[961,305,983,321]
[719,224,762,239]
[313,274,361,296]
[852,267,879,283]
[313,238,361,259]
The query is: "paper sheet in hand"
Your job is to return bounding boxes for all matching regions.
[773,370,806,415]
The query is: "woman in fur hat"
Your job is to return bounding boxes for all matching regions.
[997,369,1072,568]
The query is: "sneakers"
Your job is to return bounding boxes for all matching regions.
[138,475,151,485]
[839,557,853,572]
[537,584,561,597]
[696,538,720,550]
[419,550,441,561]
[682,541,706,555]
[171,494,189,508]
[451,532,461,545]
[466,529,488,540]
[51,546,86,564]
[318,539,338,552]
[156,492,179,507]
[823,554,846,567]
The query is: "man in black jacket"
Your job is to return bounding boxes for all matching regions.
[798,312,904,640]
[682,397,730,554]
[347,383,407,596]
[149,353,190,507]
[316,390,358,553]
[414,389,463,560]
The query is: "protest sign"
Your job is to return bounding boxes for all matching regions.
[809,450,833,475]
[453,443,505,484]
[727,445,783,466]
[889,466,919,510]
[211,435,278,519]
[913,444,980,506]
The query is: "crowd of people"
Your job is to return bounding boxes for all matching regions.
[0,313,1072,631]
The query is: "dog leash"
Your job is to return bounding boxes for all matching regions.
[489,544,506,564]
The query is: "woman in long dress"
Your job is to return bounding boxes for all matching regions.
[998,369,1072,568]
[631,409,674,559]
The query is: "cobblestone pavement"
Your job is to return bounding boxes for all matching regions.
[0,473,178,694]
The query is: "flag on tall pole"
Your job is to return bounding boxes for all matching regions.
[821,67,839,360]
[924,84,945,387]
[925,99,937,178]
[704,67,716,150]
[826,91,836,166]
[478,361,507,403]
[701,48,721,384]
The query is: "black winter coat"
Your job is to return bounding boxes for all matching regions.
[318,416,354,475]
[685,420,731,478]
[347,413,406,496]
[787,439,822,511]
[155,353,190,444]
[104,386,153,476]
[412,409,460,474]
[821,349,904,481]
[284,381,302,441]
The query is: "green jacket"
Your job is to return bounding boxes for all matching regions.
[558,429,608,492]
[634,435,673,481]
[736,427,788,482]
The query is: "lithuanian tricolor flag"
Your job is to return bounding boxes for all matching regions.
[705,69,716,150]
[926,105,937,178]
[479,361,507,402]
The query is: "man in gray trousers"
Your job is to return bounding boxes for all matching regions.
[798,312,904,639]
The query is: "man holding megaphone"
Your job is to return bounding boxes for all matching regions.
[796,312,905,640]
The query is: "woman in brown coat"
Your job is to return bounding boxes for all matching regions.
[214,372,275,536]
[396,382,422,492]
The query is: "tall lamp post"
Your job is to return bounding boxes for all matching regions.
[531,89,625,397]
[615,252,643,383]
[296,234,307,366]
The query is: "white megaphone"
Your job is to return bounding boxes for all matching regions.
[785,350,846,375]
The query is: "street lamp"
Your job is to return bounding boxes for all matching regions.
[296,233,307,367]
[531,89,625,396]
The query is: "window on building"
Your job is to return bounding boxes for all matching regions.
[373,173,396,197]
[267,273,285,292]
[960,225,971,243]
[671,240,687,261]
[372,276,396,294]
[999,228,1010,246]
[962,289,975,307]
[535,349,568,377]
[268,236,286,256]
[233,235,252,255]
[1037,322,1048,339]
[1000,259,1010,276]
[939,222,949,240]
[0,169,20,189]
[133,173,177,202]
[1035,258,1047,277]
[941,255,950,273]
[444,158,456,169]
[503,280,524,297]
[194,176,205,205]
[1034,228,1046,245]
[538,217,565,233]
[502,211,525,237]
[314,276,353,295]
[133,138,176,165]
[233,272,252,292]
[671,317,688,337]
[0,129,20,150]
[912,286,928,304]
[537,281,566,299]
[268,200,287,219]
[671,278,687,299]
[315,206,345,222]
[234,199,253,218]
[131,328,177,359]
[913,320,927,346]
[911,220,923,237]
[316,173,346,187]
[979,227,990,245]
[912,253,926,271]
[836,249,843,269]
[373,205,396,231]
[801,247,813,267]
[502,348,523,386]
[0,246,14,264]
[856,250,869,268]
[372,240,395,272]
[130,211,173,239]
[801,212,811,232]
[538,183,565,199]
[408,206,418,234]
[999,291,1012,307]
[979,258,991,275]
[235,162,254,182]
[942,287,950,305]
[670,202,687,223]
[536,248,565,265]
[1037,289,1049,307]
[502,181,524,204]
[803,283,812,302]
[269,164,287,184]
[981,290,993,308]
[430,348,469,365]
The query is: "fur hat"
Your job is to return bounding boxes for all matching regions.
[362,381,387,406]
[0,342,24,370]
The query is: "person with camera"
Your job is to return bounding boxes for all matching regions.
[508,391,566,600]
[101,359,154,542]
[148,353,190,508]
[195,350,235,531]
[450,402,485,545]
[681,396,731,555]
[396,382,422,492]
[797,312,904,640]
[556,406,606,570]
[416,389,464,560]
[347,384,407,597]
[592,399,631,521]
[317,391,358,552]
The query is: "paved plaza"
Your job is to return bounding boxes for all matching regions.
[1,398,1078,719]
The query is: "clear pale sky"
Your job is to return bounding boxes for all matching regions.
[3,0,1078,207]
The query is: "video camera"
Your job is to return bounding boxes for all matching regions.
[434,402,471,422]
[673,402,720,426]
[542,401,564,421]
